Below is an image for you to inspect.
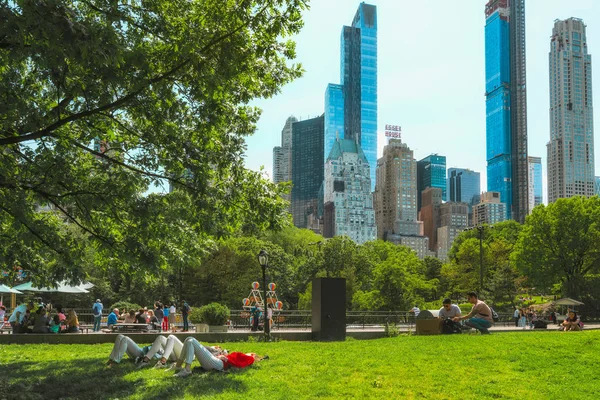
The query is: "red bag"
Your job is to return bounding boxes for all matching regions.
[225,352,255,368]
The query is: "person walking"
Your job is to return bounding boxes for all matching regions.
[92,299,104,332]
[169,303,177,332]
[513,307,520,327]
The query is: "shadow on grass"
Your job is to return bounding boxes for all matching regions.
[1,358,249,400]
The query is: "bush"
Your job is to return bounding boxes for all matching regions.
[109,301,142,313]
[190,302,230,325]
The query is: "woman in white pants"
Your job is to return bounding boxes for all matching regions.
[173,337,227,377]
[106,334,145,365]
[137,334,184,369]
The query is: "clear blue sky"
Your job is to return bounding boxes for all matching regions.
[244,0,600,203]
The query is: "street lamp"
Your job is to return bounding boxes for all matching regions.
[257,249,270,340]
[466,225,492,293]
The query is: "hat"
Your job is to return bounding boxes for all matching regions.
[96,299,101,302]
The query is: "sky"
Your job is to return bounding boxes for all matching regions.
[243,0,600,204]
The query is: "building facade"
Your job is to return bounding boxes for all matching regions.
[484,0,529,222]
[473,191,507,226]
[273,116,298,208]
[417,154,446,213]
[291,116,324,228]
[547,18,595,202]
[447,168,480,224]
[596,176,600,196]
[323,138,376,244]
[374,139,418,239]
[528,156,543,211]
[419,187,442,252]
[325,3,378,190]
[437,202,469,261]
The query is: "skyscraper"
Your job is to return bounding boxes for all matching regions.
[417,154,446,213]
[484,0,528,222]
[291,116,324,228]
[323,138,376,244]
[596,177,600,196]
[437,202,469,261]
[473,192,507,226]
[273,116,298,208]
[325,3,377,190]
[528,156,543,211]
[547,18,595,202]
[447,168,481,209]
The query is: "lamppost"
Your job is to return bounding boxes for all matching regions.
[476,226,484,294]
[257,249,270,340]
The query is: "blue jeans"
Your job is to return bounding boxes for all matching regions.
[183,315,189,331]
[93,316,102,332]
[465,318,492,334]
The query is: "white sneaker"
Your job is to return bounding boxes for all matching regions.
[174,369,192,378]
[167,363,181,372]
[154,361,168,369]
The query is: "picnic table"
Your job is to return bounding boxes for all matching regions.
[111,323,150,333]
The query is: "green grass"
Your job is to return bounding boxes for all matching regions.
[1,331,599,399]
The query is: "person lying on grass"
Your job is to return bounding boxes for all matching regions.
[171,337,264,378]
[106,334,227,368]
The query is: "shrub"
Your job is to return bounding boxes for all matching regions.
[109,301,142,313]
[190,302,230,325]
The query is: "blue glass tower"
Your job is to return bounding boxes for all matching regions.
[325,3,377,190]
[484,0,528,222]
[324,84,344,159]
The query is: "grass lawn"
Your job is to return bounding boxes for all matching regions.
[1,331,599,399]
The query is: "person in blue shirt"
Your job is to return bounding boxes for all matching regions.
[107,308,119,330]
[92,299,104,332]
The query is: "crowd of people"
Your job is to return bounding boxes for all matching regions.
[5,300,81,334]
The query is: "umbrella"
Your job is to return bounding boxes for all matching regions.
[0,284,23,305]
[554,298,584,306]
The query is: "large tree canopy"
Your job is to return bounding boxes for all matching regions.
[0,0,308,284]
[512,196,600,299]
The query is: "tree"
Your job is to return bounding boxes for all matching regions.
[0,0,307,283]
[513,196,600,299]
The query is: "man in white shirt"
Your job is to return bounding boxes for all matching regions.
[410,305,420,317]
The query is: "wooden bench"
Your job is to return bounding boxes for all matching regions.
[0,324,12,334]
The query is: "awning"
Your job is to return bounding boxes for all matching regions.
[554,298,584,306]
[12,281,91,293]
[0,284,23,294]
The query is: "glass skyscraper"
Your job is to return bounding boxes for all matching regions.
[417,154,446,213]
[291,116,324,228]
[325,2,377,190]
[484,0,529,222]
[447,168,481,208]
[324,84,344,159]
[528,156,543,211]
[547,18,595,202]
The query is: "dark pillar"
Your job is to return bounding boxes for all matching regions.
[312,278,346,341]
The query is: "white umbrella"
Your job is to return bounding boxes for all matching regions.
[12,281,90,293]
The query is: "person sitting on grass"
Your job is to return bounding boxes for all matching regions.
[562,311,581,331]
[172,337,261,378]
[452,291,494,335]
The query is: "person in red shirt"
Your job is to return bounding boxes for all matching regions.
[173,337,262,377]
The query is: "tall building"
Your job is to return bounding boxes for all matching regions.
[417,154,446,212]
[323,138,376,244]
[325,3,377,190]
[437,202,469,261]
[273,116,298,208]
[484,0,529,222]
[528,156,543,211]
[374,139,418,239]
[596,177,600,196]
[419,187,442,252]
[547,18,595,202]
[324,84,344,160]
[291,116,324,228]
[375,139,432,259]
[473,191,506,226]
[447,168,481,222]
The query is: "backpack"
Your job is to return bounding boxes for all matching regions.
[490,307,499,323]
[442,318,462,334]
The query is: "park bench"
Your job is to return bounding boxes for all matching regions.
[0,324,12,334]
